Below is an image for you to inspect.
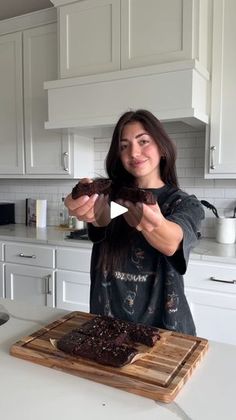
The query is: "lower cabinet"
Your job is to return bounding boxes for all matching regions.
[184,260,236,345]
[5,264,55,307]
[56,270,90,312]
[56,246,91,312]
[4,241,56,307]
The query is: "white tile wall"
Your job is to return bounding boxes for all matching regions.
[0,126,235,238]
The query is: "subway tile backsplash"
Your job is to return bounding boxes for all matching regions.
[0,127,235,239]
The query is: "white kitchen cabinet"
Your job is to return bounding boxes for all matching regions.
[0,32,24,174]
[205,0,236,178]
[121,0,211,71]
[0,9,94,178]
[5,264,55,307]
[59,0,120,78]
[58,0,212,78]
[4,242,56,307]
[56,246,91,312]
[184,260,236,345]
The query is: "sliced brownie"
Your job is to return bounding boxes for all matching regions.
[72,179,112,199]
[115,186,156,204]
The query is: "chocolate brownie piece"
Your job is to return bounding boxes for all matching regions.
[57,329,138,367]
[115,186,156,204]
[57,330,88,354]
[75,336,138,367]
[128,324,160,347]
[79,315,160,347]
[77,316,128,346]
[72,179,112,199]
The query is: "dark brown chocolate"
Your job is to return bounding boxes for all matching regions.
[57,330,138,367]
[71,179,156,205]
[72,179,112,199]
[57,315,160,368]
[115,186,156,204]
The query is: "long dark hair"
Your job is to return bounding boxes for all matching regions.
[98,109,179,273]
[106,109,179,188]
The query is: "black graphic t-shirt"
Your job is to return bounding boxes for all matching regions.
[88,185,205,335]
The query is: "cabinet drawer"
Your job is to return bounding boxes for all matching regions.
[5,243,55,268]
[184,260,236,295]
[56,247,91,272]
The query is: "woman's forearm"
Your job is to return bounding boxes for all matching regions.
[141,219,183,256]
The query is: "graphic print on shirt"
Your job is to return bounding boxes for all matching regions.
[113,245,157,317]
[165,270,179,314]
[123,285,138,315]
[101,270,112,316]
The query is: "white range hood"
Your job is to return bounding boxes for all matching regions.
[45,0,210,134]
[45,60,209,134]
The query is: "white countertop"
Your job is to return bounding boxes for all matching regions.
[0,224,92,249]
[0,298,236,420]
[0,224,236,262]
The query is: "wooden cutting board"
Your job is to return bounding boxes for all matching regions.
[10,311,208,403]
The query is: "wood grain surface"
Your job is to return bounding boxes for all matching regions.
[10,311,209,403]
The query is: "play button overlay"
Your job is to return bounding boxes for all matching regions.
[110,201,128,219]
[94,195,144,227]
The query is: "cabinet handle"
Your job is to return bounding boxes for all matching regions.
[63,152,69,172]
[18,253,36,259]
[209,276,236,284]
[210,145,216,169]
[44,275,52,295]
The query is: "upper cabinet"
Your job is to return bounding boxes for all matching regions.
[59,0,120,78]
[46,0,212,130]
[205,0,236,178]
[0,32,24,174]
[0,9,94,179]
[59,0,211,78]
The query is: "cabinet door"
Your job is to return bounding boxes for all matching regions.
[0,32,24,174]
[56,270,90,312]
[59,0,120,77]
[5,264,55,307]
[184,260,236,345]
[185,288,236,345]
[23,24,73,176]
[206,0,236,177]
[121,0,193,69]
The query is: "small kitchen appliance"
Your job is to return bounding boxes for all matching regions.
[0,202,15,225]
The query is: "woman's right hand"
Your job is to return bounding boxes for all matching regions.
[65,178,111,226]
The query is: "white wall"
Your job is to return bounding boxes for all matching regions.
[0,125,235,238]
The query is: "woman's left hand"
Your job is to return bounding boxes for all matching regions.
[117,200,165,232]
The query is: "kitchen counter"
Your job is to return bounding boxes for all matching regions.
[0,224,92,249]
[0,224,235,262]
[0,298,236,420]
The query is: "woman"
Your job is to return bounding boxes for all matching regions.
[65,109,204,335]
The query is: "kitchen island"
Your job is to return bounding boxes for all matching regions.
[0,298,235,420]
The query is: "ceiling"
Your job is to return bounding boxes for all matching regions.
[0,0,53,21]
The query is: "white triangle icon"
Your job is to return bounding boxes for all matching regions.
[110,201,128,219]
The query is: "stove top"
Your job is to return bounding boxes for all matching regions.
[66,229,89,240]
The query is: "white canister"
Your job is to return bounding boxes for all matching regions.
[215,217,236,244]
